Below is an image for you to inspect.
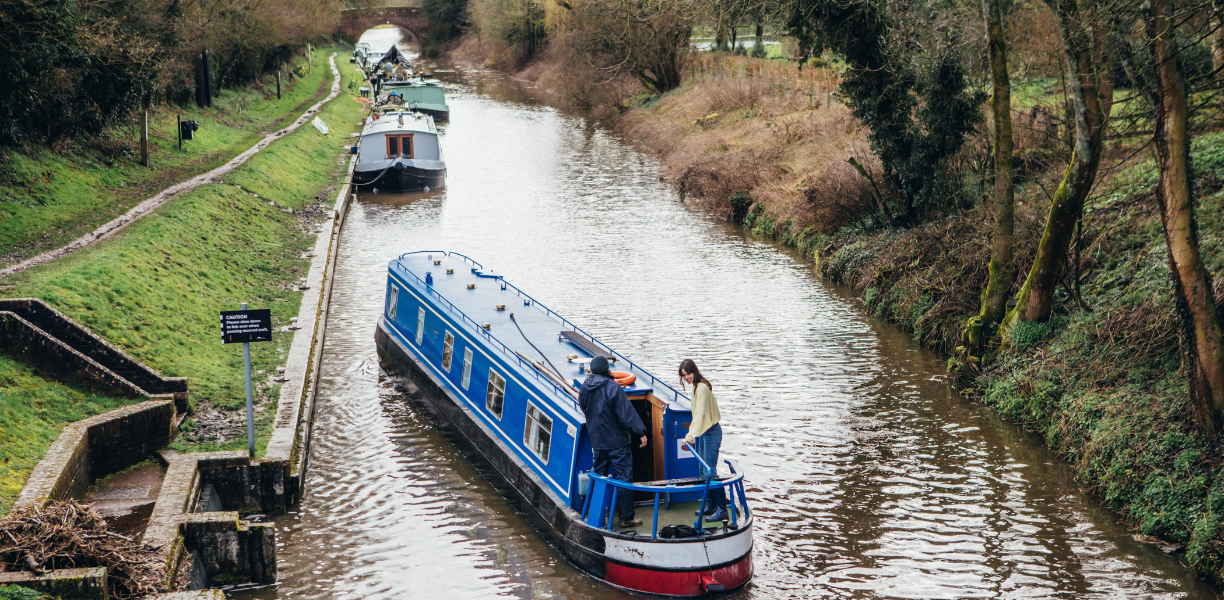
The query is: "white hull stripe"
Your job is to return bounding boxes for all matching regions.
[603,527,753,570]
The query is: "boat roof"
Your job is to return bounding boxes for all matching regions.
[382,79,444,89]
[377,45,410,65]
[389,251,693,420]
[362,112,437,136]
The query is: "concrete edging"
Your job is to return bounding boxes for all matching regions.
[144,451,277,590]
[0,567,107,600]
[15,399,177,510]
[264,147,358,503]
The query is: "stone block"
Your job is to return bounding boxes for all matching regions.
[149,591,225,600]
[182,512,277,585]
[0,566,108,600]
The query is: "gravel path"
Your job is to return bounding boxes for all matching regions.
[0,53,344,279]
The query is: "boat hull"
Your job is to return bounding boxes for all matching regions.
[353,164,445,193]
[415,107,449,122]
[375,318,753,596]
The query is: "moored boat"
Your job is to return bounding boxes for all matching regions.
[374,251,754,596]
[352,111,445,193]
[379,78,450,122]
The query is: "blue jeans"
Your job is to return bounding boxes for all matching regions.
[593,444,635,521]
[696,423,728,513]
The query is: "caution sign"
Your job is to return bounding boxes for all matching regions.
[220,309,273,344]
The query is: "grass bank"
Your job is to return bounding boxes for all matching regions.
[816,135,1224,581]
[0,54,369,506]
[466,40,1224,582]
[0,356,132,514]
[0,45,351,268]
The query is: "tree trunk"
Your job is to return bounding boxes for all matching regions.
[972,0,1016,350]
[1149,0,1224,433]
[1003,0,1102,332]
[1214,11,1224,115]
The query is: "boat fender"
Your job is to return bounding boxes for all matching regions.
[577,471,591,497]
[610,371,636,387]
[701,576,726,593]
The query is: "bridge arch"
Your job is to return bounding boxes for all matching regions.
[339,6,434,47]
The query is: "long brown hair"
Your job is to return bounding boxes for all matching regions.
[678,359,711,390]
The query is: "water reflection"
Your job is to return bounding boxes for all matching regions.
[236,28,1219,600]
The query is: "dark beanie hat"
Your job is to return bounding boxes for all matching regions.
[590,356,610,375]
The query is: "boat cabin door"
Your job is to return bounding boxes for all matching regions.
[629,393,667,499]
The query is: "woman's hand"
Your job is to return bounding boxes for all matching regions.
[684,435,695,445]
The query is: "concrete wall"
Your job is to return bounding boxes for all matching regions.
[0,298,189,412]
[265,155,356,506]
[182,512,276,585]
[0,567,107,600]
[145,452,278,590]
[0,312,147,399]
[15,399,177,509]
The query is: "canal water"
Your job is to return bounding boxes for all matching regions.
[238,28,1219,600]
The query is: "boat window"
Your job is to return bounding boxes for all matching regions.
[442,331,454,371]
[415,307,425,346]
[462,348,473,389]
[388,285,399,320]
[524,403,552,463]
[385,134,414,159]
[486,370,506,419]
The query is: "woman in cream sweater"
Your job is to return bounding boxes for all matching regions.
[679,359,728,522]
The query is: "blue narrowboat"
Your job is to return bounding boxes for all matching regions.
[374,251,754,596]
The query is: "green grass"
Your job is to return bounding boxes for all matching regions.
[0,54,368,464]
[0,585,50,600]
[0,356,132,515]
[0,45,347,266]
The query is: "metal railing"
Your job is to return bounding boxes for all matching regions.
[580,458,749,537]
[394,251,580,409]
[395,251,692,407]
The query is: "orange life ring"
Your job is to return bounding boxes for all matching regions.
[610,371,637,387]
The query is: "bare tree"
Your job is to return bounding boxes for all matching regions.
[576,0,695,94]
[967,0,1016,355]
[1147,0,1224,432]
[1002,0,1110,332]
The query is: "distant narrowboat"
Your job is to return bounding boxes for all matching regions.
[379,79,450,122]
[375,251,754,596]
[352,111,445,193]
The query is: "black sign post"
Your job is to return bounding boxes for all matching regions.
[221,304,273,457]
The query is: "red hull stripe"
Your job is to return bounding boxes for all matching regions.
[604,554,753,596]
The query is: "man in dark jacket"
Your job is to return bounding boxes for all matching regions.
[579,356,647,528]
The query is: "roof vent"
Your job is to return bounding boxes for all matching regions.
[467,283,475,290]
[446,268,454,274]
[496,304,505,311]
[433,259,441,265]
[481,323,491,330]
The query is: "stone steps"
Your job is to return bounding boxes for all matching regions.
[0,298,188,412]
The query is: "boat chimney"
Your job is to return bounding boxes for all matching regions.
[425,272,433,285]
[398,114,403,126]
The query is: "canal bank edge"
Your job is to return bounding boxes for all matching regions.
[265,151,357,503]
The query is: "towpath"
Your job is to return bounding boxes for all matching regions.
[0,53,344,279]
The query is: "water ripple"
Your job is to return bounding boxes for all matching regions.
[235,28,1218,600]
